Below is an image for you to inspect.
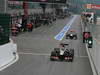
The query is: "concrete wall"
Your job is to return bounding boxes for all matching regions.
[81,18,99,75]
[91,39,100,75]
[0,39,19,71]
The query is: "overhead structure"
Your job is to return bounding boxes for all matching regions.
[86,4,100,10]
[68,0,100,15]
[0,0,8,13]
[9,0,67,4]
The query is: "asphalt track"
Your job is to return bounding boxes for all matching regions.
[0,15,93,75]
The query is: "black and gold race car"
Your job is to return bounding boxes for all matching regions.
[50,43,74,62]
[66,30,77,40]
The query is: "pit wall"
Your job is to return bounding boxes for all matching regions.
[0,39,19,71]
[81,18,99,75]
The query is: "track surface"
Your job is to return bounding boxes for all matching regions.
[0,15,93,75]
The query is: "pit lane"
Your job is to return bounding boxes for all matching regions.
[0,15,93,75]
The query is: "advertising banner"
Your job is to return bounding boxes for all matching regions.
[86,4,100,9]
[92,4,100,9]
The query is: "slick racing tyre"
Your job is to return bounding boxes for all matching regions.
[50,57,55,61]
[74,35,77,40]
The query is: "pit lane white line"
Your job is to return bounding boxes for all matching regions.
[18,52,50,56]
[54,15,78,41]
[18,52,88,58]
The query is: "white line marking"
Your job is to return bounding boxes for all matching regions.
[18,52,88,58]
[18,52,50,56]
[54,15,78,41]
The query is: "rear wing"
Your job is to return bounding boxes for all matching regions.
[60,43,69,47]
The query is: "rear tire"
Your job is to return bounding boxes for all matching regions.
[66,35,69,39]
[71,57,73,62]
[50,57,55,61]
[74,35,77,40]
[83,39,85,43]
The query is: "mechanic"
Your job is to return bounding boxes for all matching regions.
[27,22,33,32]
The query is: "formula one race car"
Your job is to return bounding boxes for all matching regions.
[50,43,74,62]
[87,36,93,48]
[66,30,77,40]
